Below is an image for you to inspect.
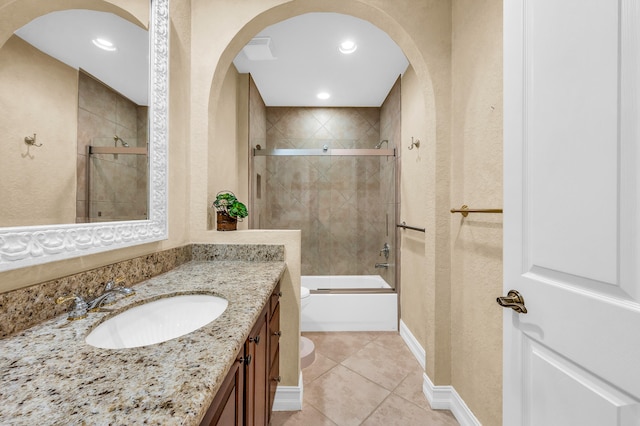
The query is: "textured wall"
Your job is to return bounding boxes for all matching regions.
[0,35,77,227]
[451,0,503,424]
[207,64,242,229]
[399,66,432,354]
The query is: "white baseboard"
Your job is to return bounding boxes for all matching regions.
[399,320,481,426]
[399,320,425,370]
[422,373,482,426]
[272,372,303,411]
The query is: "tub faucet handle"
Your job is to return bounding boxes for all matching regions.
[380,243,390,260]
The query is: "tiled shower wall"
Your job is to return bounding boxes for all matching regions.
[262,107,395,279]
[76,71,148,223]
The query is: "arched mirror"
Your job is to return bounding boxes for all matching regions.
[0,0,168,272]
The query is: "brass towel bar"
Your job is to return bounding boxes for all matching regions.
[450,205,503,218]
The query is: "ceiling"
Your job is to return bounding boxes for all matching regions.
[14,10,149,106]
[12,11,408,108]
[232,13,409,107]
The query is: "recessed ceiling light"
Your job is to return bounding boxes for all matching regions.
[338,40,357,54]
[317,92,331,100]
[92,38,116,52]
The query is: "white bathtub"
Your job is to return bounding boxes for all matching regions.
[301,275,398,332]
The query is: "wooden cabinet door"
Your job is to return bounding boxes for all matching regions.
[245,307,268,426]
[268,301,280,422]
[199,352,244,426]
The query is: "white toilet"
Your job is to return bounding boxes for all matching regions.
[300,286,316,368]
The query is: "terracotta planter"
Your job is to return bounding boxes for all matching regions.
[216,212,238,231]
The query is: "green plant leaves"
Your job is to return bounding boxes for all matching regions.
[213,191,248,218]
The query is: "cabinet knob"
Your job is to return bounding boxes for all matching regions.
[249,335,261,344]
[239,355,252,366]
[272,376,282,383]
[277,291,283,297]
[272,331,282,336]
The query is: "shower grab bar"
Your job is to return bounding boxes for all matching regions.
[396,222,425,233]
[253,148,395,157]
[450,205,503,217]
[89,146,148,155]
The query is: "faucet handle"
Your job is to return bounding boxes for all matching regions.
[380,243,391,259]
[103,276,135,298]
[104,276,125,291]
[55,294,89,320]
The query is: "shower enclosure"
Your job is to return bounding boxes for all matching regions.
[251,140,398,331]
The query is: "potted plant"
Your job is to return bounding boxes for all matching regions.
[213,191,248,231]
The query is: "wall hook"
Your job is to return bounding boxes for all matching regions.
[24,133,42,147]
[408,136,420,150]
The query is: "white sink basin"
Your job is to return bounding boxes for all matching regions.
[85,294,228,349]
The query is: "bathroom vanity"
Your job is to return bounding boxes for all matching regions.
[0,259,285,425]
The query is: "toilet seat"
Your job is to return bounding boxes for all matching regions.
[301,286,310,299]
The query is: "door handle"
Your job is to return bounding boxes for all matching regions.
[497,290,527,314]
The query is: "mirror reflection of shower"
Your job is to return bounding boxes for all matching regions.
[114,135,129,147]
[374,139,388,149]
[74,70,149,224]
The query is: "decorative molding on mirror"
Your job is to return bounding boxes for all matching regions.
[0,0,169,272]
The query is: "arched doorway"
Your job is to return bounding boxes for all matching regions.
[199,0,450,416]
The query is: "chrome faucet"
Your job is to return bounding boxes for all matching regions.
[56,277,135,320]
[375,263,389,269]
[93,277,135,307]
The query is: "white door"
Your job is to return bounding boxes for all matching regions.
[504,1,640,425]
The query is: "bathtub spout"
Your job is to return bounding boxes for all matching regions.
[375,263,389,269]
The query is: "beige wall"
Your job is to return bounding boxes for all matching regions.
[207,65,249,230]
[400,65,434,354]
[0,35,77,227]
[450,0,503,424]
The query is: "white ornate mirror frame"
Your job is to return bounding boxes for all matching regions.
[0,0,169,272]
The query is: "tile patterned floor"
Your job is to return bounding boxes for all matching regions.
[271,332,459,426]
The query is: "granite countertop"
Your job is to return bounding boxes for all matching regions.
[0,260,286,425]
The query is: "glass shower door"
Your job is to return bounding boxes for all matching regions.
[251,141,397,290]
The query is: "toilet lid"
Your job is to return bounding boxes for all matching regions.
[301,286,310,299]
